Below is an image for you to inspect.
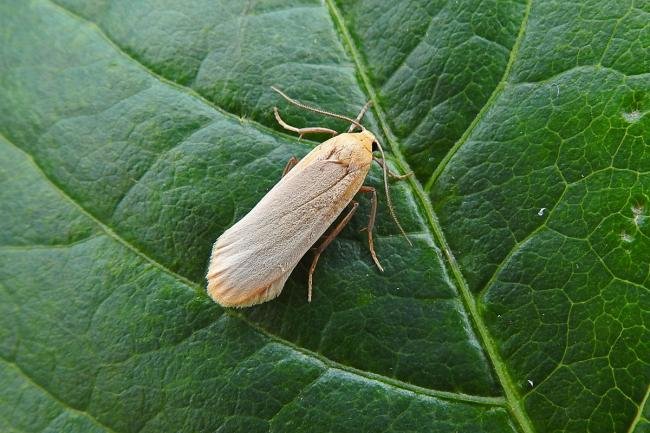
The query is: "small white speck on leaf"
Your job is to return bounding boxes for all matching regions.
[620,231,634,243]
[622,110,642,123]
[632,204,646,226]
[538,207,547,216]
[527,379,534,387]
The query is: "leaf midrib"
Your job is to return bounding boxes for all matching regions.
[323,1,537,433]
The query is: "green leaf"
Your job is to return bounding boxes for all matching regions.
[0,0,647,432]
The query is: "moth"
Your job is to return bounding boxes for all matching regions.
[206,87,410,307]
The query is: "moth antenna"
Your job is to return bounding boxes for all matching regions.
[375,141,412,246]
[271,86,365,131]
[348,101,372,133]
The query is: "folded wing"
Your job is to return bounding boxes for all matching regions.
[206,157,367,307]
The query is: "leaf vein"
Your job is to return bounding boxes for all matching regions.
[44,0,311,149]
[109,118,218,218]
[424,0,534,192]
[0,358,119,433]
[627,385,650,433]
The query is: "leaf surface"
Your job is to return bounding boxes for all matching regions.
[0,0,648,432]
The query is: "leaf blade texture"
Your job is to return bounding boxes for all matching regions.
[0,0,648,432]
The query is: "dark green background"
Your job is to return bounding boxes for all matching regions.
[0,0,648,432]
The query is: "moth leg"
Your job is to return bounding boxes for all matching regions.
[372,157,413,180]
[358,186,384,272]
[281,156,299,178]
[308,202,359,302]
[273,107,338,139]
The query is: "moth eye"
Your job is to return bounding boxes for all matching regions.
[372,141,378,152]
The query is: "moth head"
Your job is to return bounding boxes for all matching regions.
[356,129,377,153]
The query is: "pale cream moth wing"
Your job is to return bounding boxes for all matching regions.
[207,134,372,307]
